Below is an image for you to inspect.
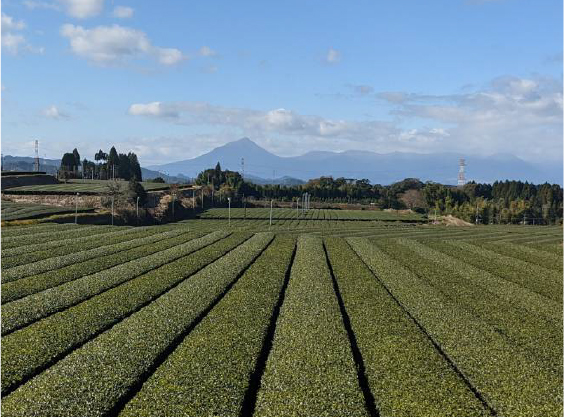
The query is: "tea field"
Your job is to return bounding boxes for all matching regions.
[1,220,562,416]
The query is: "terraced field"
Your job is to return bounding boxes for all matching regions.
[1,221,562,416]
[1,201,93,221]
[2,179,180,195]
[199,207,425,222]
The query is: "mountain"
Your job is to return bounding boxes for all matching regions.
[148,138,562,185]
[245,174,305,186]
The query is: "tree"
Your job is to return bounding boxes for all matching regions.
[127,178,147,205]
[400,189,427,211]
[60,153,76,172]
[72,149,81,171]
[108,146,118,179]
[128,152,143,181]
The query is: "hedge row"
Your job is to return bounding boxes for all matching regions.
[398,238,562,325]
[0,223,81,238]
[1,229,202,305]
[378,238,563,374]
[424,239,562,303]
[476,240,563,273]
[1,226,171,268]
[1,232,274,417]
[1,225,116,249]
[2,227,177,281]
[324,237,490,417]
[1,226,128,257]
[1,232,253,396]
[254,235,367,417]
[119,235,296,416]
[1,231,226,335]
[348,237,563,417]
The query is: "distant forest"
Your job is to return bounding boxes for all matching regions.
[195,163,563,224]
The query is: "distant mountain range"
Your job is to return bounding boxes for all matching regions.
[148,137,562,185]
[5,139,560,185]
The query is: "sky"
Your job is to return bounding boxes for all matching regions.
[1,0,562,167]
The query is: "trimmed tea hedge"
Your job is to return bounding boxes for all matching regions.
[1,225,116,250]
[254,235,367,417]
[119,235,296,417]
[1,229,200,304]
[1,232,252,395]
[1,231,226,335]
[349,237,563,417]
[1,226,168,268]
[1,232,273,417]
[2,228,175,281]
[324,237,490,416]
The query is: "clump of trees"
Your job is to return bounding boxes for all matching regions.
[60,146,142,182]
[194,163,563,224]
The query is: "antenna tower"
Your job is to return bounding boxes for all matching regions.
[457,158,466,187]
[34,140,40,172]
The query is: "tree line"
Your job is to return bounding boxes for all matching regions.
[194,163,563,224]
[60,147,142,182]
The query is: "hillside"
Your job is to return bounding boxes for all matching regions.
[148,138,561,185]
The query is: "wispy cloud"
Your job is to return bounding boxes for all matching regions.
[42,104,70,119]
[60,23,186,66]
[326,47,341,64]
[127,75,562,162]
[112,6,134,19]
[1,13,44,55]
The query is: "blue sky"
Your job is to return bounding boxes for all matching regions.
[2,0,562,166]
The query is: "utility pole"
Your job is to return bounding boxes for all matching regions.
[269,199,273,228]
[136,196,140,221]
[475,202,479,225]
[201,188,204,209]
[111,196,115,226]
[241,158,245,181]
[75,192,79,224]
[34,140,40,172]
[228,197,231,226]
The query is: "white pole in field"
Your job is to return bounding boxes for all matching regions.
[111,196,114,226]
[136,196,139,219]
[228,197,231,226]
[270,199,273,228]
[75,192,79,224]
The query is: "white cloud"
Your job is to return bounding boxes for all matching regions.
[128,102,179,118]
[378,75,563,162]
[2,14,26,33]
[157,48,184,65]
[57,0,104,18]
[23,1,61,11]
[199,46,216,57]
[112,6,133,18]
[326,47,341,64]
[60,23,186,66]
[42,105,70,119]
[1,13,43,55]
[127,75,562,163]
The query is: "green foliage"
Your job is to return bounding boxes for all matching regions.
[349,237,563,417]
[1,231,223,336]
[324,237,490,416]
[120,236,295,417]
[1,232,248,398]
[1,232,272,416]
[1,229,186,303]
[255,235,367,417]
